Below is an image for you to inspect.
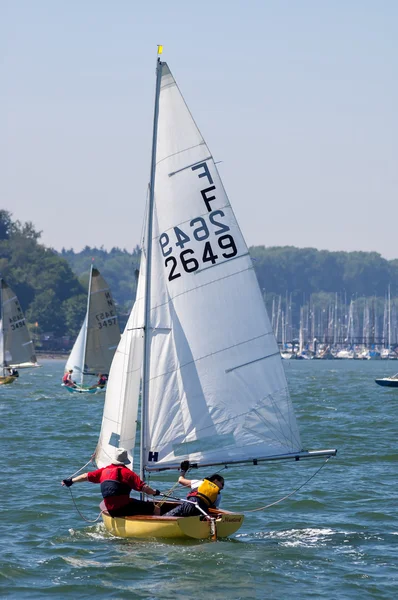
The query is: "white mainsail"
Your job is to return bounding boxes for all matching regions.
[94,59,335,478]
[142,63,302,471]
[65,267,121,385]
[0,279,39,372]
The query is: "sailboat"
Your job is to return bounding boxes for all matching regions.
[81,53,336,540]
[0,278,40,385]
[62,266,121,394]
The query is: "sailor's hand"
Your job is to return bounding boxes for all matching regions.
[180,460,190,473]
[62,478,73,487]
[153,489,161,496]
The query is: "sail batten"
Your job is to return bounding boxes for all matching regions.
[168,156,213,177]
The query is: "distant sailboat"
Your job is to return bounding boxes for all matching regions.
[62,266,121,394]
[68,54,337,540]
[0,278,39,385]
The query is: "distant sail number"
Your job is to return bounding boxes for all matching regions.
[9,304,25,331]
[95,311,117,330]
[9,318,26,331]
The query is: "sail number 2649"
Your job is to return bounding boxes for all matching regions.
[159,210,237,281]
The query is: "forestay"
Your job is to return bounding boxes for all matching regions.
[143,63,302,471]
[0,280,38,369]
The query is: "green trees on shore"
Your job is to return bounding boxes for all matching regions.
[251,246,395,298]
[0,210,86,337]
[1,210,397,339]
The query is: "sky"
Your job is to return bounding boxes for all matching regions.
[2,1,398,259]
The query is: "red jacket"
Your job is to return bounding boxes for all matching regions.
[87,464,144,511]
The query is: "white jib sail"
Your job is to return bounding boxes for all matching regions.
[94,251,146,469]
[1,280,38,369]
[143,63,302,471]
[65,315,86,379]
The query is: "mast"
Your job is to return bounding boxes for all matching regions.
[299,307,303,355]
[333,292,338,348]
[388,284,391,352]
[140,50,163,483]
[81,264,94,386]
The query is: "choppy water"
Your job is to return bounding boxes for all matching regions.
[1,358,397,599]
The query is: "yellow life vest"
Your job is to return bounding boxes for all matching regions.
[195,479,220,506]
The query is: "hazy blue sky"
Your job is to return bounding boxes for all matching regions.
[2,1,397,258]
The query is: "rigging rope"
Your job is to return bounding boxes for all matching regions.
[69,457,95,479]
[66,487,102,523]
[64,455,101,523]
[244,457,331,513]
[146,471,183,509]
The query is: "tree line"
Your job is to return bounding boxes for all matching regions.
[1,210,397,339]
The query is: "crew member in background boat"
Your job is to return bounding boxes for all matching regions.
[61,448,162,517]
[8,368,19,377]
[62,369,76,388]
[163,461,224,517]
[89,373,108,390]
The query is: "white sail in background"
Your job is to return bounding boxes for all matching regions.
[95,251,146,469]
[0,279,39,371]
[84,268,120,375]
[142,63,302,470]
[64,267,121,385]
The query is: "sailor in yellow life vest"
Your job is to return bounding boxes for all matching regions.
[164,461,224,517]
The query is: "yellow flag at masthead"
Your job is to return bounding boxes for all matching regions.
[157,45,163,55]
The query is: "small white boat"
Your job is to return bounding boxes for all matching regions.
[375,374,398,387]
[0,278,40,384]
[335,349,355,359]
[62,266,120,393]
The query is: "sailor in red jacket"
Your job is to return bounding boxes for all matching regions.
[61,448,161,517]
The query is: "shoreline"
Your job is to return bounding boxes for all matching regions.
[36,352,69,360]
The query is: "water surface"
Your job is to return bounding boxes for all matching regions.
[0,359,397,599]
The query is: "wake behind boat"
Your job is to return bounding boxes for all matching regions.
[63,385,102,394]
[65,51,336,541]
[62,265,121,394]
[0,278,40,385]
